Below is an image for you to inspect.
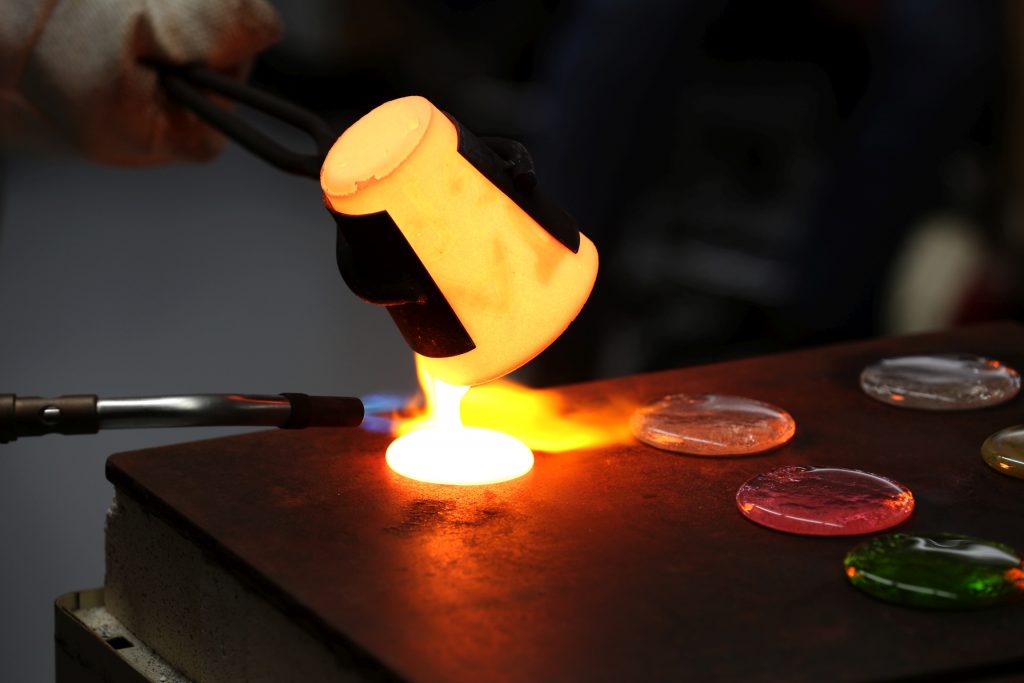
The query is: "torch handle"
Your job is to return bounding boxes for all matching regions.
[0,393,363,443]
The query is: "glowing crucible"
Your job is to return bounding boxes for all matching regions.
[320,95,598,387]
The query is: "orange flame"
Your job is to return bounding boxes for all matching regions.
[394,355,635,453]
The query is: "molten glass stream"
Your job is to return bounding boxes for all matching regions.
[385,360,534,485]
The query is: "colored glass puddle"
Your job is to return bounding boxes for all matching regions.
[860,353,1020,410]
[630,394,794,456]
[982,425,1024,480]
[844,533,1024,609]
[737,466,914,536]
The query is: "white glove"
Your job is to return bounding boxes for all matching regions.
[1,0,282,164]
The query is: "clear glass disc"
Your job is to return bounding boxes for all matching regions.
[630,394,795,456]
[860,354,1020,410]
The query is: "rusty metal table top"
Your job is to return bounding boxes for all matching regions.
[108,323,1024,682]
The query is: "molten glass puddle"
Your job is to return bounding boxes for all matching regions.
[386,359,534,485]
[386,427,534,485]
[384,356,639,485]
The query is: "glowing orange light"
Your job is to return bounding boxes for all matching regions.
[321,95,599,386]
[884,491,915,511]
[386,357,534,485]
[396,356,635,453]
[386,355,636,484]
[846,566,858,579]
[1006,566,1024,590]
[890,394,905,402]
[386,427,533,486]
[460,379,636,452]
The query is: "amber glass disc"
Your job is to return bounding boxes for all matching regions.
[981,425,1024,480]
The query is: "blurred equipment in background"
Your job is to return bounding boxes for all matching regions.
[789,0,1002,345]
[524,0,1004,384]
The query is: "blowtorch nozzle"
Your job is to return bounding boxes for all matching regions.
[0,393,363,443]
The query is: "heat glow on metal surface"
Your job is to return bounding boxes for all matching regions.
[386,357,534,485]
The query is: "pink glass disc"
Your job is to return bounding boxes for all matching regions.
[736,466,914,536]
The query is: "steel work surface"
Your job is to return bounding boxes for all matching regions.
[107,323,1024,683]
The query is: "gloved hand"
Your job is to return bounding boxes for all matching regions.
[1,0,282,164]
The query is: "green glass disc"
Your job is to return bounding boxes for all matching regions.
[844,533,1023,609]
[982,425,1024,480]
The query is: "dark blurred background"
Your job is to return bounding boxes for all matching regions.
[2,0,1021,679]
[259,0,1018,383]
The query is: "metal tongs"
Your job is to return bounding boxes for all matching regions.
[153,61,337,178]
[151,61,541,188]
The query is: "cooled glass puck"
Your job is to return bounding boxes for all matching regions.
[736,465,914,536]
[844,533,1024,609]
[981,425,1024,480]
[859,354,1020,410]
[630,394,795,456]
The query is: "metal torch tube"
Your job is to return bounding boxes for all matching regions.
[95,395,293,429]
[0,393,363,443]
